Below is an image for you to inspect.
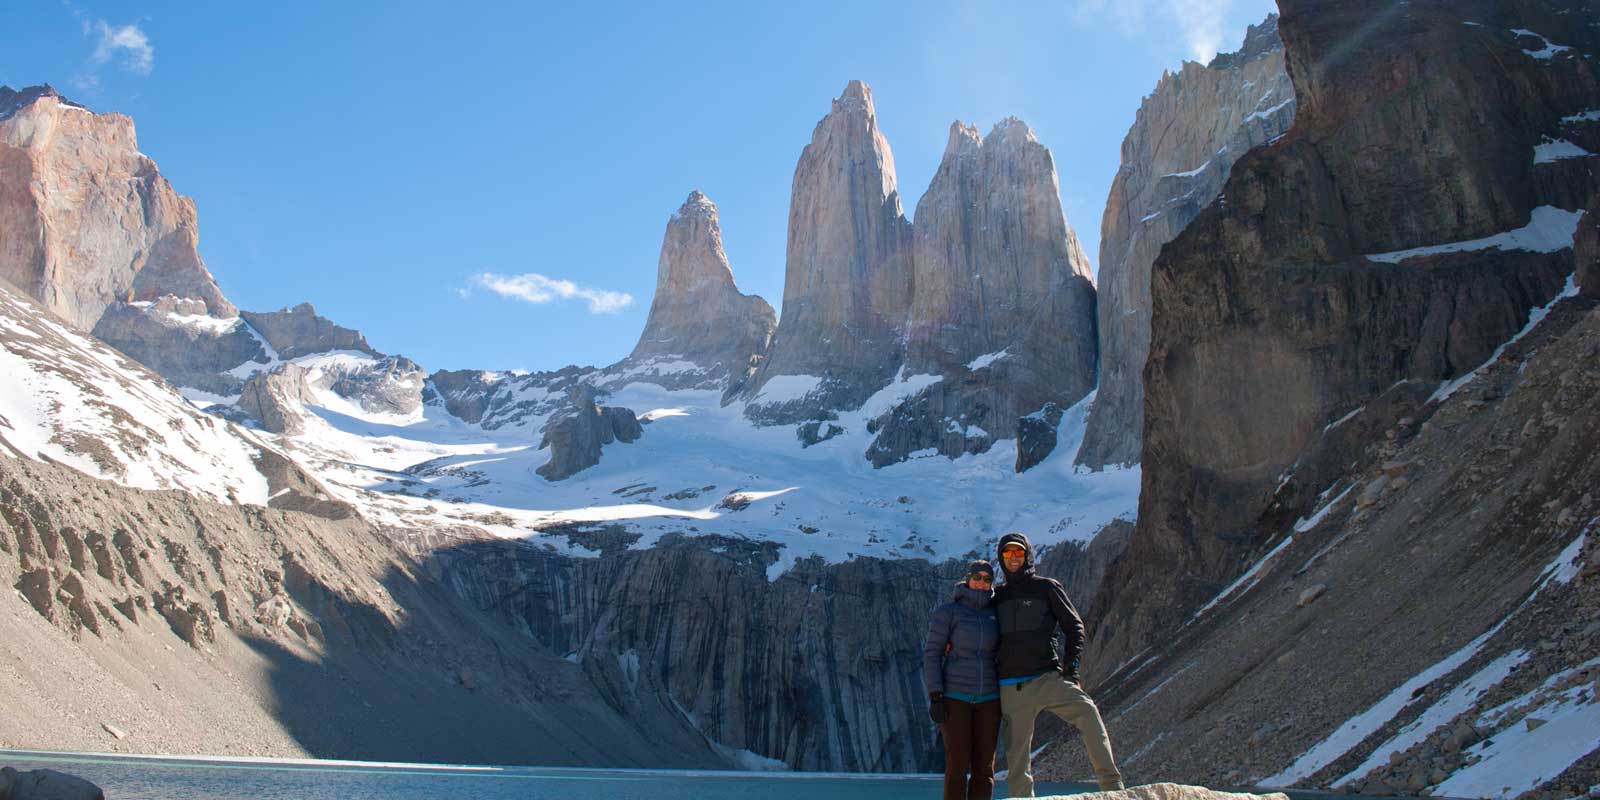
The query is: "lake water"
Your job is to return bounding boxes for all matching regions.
[0,750,1098,799]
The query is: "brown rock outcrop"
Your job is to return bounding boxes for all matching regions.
[536,384,643,480]
[89,295,270,396]
[864,118,1097,468]
[623,191,776,396]
[745,80,914,422]
[237,363,317,435]
[0,85,234,331]
[240,303,378,360]
[1078,15,1296,469]
[1086,0,1600,674]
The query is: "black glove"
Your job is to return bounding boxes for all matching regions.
[928,692,948,724]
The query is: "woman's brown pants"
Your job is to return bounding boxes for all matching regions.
[940,698,1001,800]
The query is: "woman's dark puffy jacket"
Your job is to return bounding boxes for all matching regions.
[922,583,1000,697]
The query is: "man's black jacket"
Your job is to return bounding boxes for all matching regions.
[994,568,1085,682]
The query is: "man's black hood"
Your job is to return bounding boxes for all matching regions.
[997,531,1034,578]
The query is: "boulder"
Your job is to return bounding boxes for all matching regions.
[236,363,316,434]
[1038,783,1288,800]
[537,384,643,480]
[0,766,105,800]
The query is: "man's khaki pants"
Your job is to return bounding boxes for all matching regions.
[999,674,1123,795]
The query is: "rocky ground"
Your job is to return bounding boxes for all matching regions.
[0,452,719,767]
[1039,295,1600,796]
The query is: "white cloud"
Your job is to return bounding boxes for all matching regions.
[1171,0,1227,63]
[471,272,633,314]
[1073,0,1261,64]
[87,20,154,76]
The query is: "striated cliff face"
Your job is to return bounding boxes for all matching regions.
[0,86,234,332]
[1078,15,1296,469]
[745,80,915,423]
[623,191,776,397]
[863,118,1097,468]
[1087,0,1600,676]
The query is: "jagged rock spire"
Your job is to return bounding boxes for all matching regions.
[627,190,775,393]
[745,80,915,421]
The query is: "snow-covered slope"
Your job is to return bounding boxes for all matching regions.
[0,280,273,505]
[246,361,1140,575]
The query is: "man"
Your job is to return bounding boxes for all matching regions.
[993,532,1123,794]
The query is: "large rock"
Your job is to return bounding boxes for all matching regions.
[864,118,1097,468]
[0,766,105,800]
[536,384,643,480]
[240,303,377,360]
[237,363,317,434]
[745,80,915,422]
[1086,0,1600,674]
[1078,15,1296,469]
[0,85,234,332]
[621,191,776,397]
[90,296,270,396]
[1038,784,1287,800]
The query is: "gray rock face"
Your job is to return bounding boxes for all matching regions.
[745,80,915,422]
[864,118,1097,468]
[623,191,775,397]
[1078,15,1296,469]
[1087,0,1600,675]
[0,766,105,800]
[240,303,377,360]
[536,384,643,480]
[0,85,234,332]
[90,296,269,396]
[237,364,317,435]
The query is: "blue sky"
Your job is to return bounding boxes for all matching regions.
[7,0,1276,373]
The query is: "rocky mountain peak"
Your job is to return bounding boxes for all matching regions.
[744,80,915,422]
[623,191,775,394]
[943,121,981,159]
[239,303,377,360]
[1078,12,1297,470]
[0,85,85,120]
[863,115,1098,468]
[0,83,235,333]
[1208,13,1281,69]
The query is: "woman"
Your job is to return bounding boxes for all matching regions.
[923,560,1002,800]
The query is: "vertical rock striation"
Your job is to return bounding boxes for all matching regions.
[864,118,1097,468]
[745,80,914,423]
[622,191,776,396]
[1086,0,1600,675]
[1078,15,1296,469]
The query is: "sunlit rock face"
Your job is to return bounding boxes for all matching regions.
[622,190,775,397]
[1078,15,1296,470]
[863,118,1097,469]
[0,85,234,332]
[744,80,915,424]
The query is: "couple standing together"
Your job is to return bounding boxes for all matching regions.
[923,532,1123,799]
